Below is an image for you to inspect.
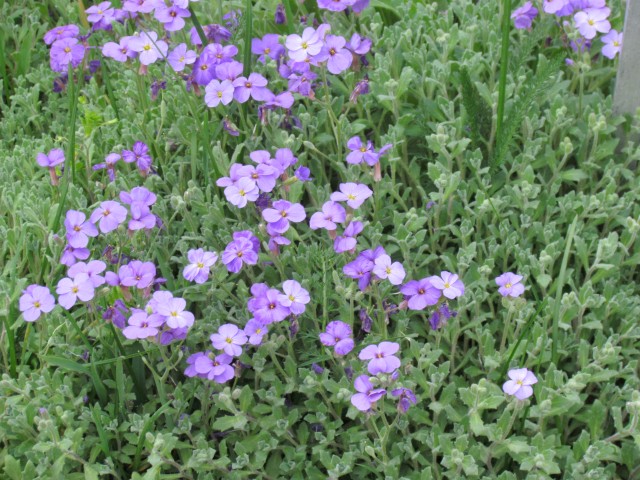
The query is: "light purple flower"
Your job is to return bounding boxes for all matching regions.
[156,297,195,329]
[372,254,406,285]
[183,248,218,284]
[429,271,464,299]
[68,260,107,287]
[86,2,115,24]
[543,0,568,14]
[309,201,346,230]
[232,73,271,103]
[122,310,164,339]
[123,0,155,13]
[343,255,374,291]
[285,27,323,61]
[351,375,386,411]
[210,323,248,356]
[512,2,538,29]
[334,221,364,253]
[122,141,152,174]
[347,33,371,55]
[56,273,95,309]
[574,7,611,39]
[244,319,268,345]
[277,280,310,315]
[224,177,259,207]
[495,272,525,298]
[239,164,278,192]
[318,0,355,12]
[154,3,190,31]
[263,200,306,233]
[205,79,235,107]
[222,237,259,273]
[118,261,156,289]
[191,351,235,382]
[50,38,85,72]
[37,148,65,168]
[60,245,90,267]
[400,278,441,310]
[315,35,353,74]
[19,285,56,321]
[346,136,378,165]
[319,321,354,355]
[251,288,290,324]
[352,0,370,12]
[359,342,401,375]
[601,29,622,59]
[330,183,373,209]
[90,200,127,233]
[252,34,285,63]
[64,210,99,248]
[44,24,80,45]
[167,43,196,71]
[503,368,538,400]
[129,31,169,65]
[102,37,137,62]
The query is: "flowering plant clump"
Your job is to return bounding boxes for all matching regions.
[5,0,639,477]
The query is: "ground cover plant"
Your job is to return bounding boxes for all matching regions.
[1,0,640,478]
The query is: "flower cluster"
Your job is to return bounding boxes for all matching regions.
[512,0,623,59]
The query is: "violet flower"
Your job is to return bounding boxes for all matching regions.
[50,38,85,72]
[64,210,99,248]
[503,368,538,400]
[372,254,406,285]
[262,200,306,234]
[319,321,354,355]
[205,79,235,107]
[244,318,268,345]
[122,310,164,339]
[574,7,611,39]
[318,0,355,11]
[68,260,107,287]
[495,272,525,298]
[155,296,195,329]
[122,141,153,175]
[391,388,417,413]
[252,34,285,63]
[351,375,386,411]
[222,237,259,273]
[183,248,218,284]
[334,220,364,253]
[56,273,95,309]
[315,35,353,74]
[277,280,310,315]
[210,323,248,356]
[89,200,128,233]
[154,3,190,31]
[232,73,271,103]
[129,31,168,65]
[44,25,80,45]
[19,285,56,321]
[511,2,538,29]
[330,183,373,209]
[358,342,401,375]
[400,278,441,310]
[168,43,197,71]
[601,29,623,59]
[60,244,90,267]
[428,271,464,299]
[285,27,323,61]
[309,201,346,231]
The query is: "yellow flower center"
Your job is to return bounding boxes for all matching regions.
[588,19,594,25]
[217,91,223,98]
[288,294,295,301]
[170,311,178,317]
[281,211,287,217]
[385,267,392,274]
[74,226,81,232]
[301,42,308,49]
[444,282,450,289]
[225,337,233,343]
[64,47,71,53]
[347,194,356,200]
[516,380,523,385]
[143,44,151,51]
[72,287,79,293]
[614,41,620,46]
[505,283,512,289]
[256,328,262,334]
[201,64,208,70]
[264,48,271,54]
[329,48,336,55]
[179,56,185,62]
[237,251,243,258]
[359,147,366,152]
[197,262,204,268]
[239,189,246,196]
[34,301,41,308]
[245,82,252,88]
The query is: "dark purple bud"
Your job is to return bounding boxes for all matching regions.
[83,395,89,404]
[426,200,436,210]
[88,60,101,74]
[150,79,167,101]
[258,104,269,125]
[310,423,324,432]
[222,118,240,137]
[275,4,286,24]
[255,192,272,211]
[344,366,354,381]
[53,74,68,93]
[350,76,369,103]
[311,363,324,374]
[429,309,441,331]
[289,317,299,337]
[294,166,312,182]
[81,350,90,362]
[359,309,372,333]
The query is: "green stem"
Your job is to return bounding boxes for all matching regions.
[496,0,512,145]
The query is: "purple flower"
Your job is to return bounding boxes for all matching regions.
[352,0,370,13]
[359,308,372,333]
[262,200,306,233]
[122,141,153,175]
[400,278,441,310]
[224,177,259,207]
[155,297,195,329]
[285,27,323,61]
[19,285,56,321]
[122,310,164,339]
[391,388,417,413]
[252,34,285,63]
[160,326,188,345]
[429,271,464,300]
[90,200,127,233]
[330,183,373,209]
[275,3,286,24]
[222,237,259,273]
[120,187,157,231]
[543,0,568,14]
[86,2,115,24]
[68,260,107,287]
[232,73,271,103]
[210,323,248,356]
[50,38,86,72]
[103,300,128,329]
[183,249,218,284]
[56,273,95,309]
[250,288,290,324]
[574,7,611,39]
[495,272,525,298]
[118,261,156,289]
[346,137,378,165]
[347,33,372,55]
[94,152,121,182]
[129,31,168,65]
[168,43,197,71]
[189,351,235,383]
[351,375,386,411]
[44,24,80,45]
[234,230,260,253]
[318,0,356,11]
[37,148,65,168]
[429,304,457,331]
[343,255,374,291]
[123,0,155,13]
[315,35,353,74]
[64,210,99,248]
[319,321,354,355]
[205,79,235,107]
[309,201,346,231]
[334,220,364,253]
[154,3,190,31]
[503,368,538,400]
[372,254,406,285]
[511,2,538,29]
[277,280,310,315]
[601,29,623,59]
[60,245,90,267]
[189,24,232,45]
[359,342,401,375]
[244,318,268,345]
[240,164,279,193]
